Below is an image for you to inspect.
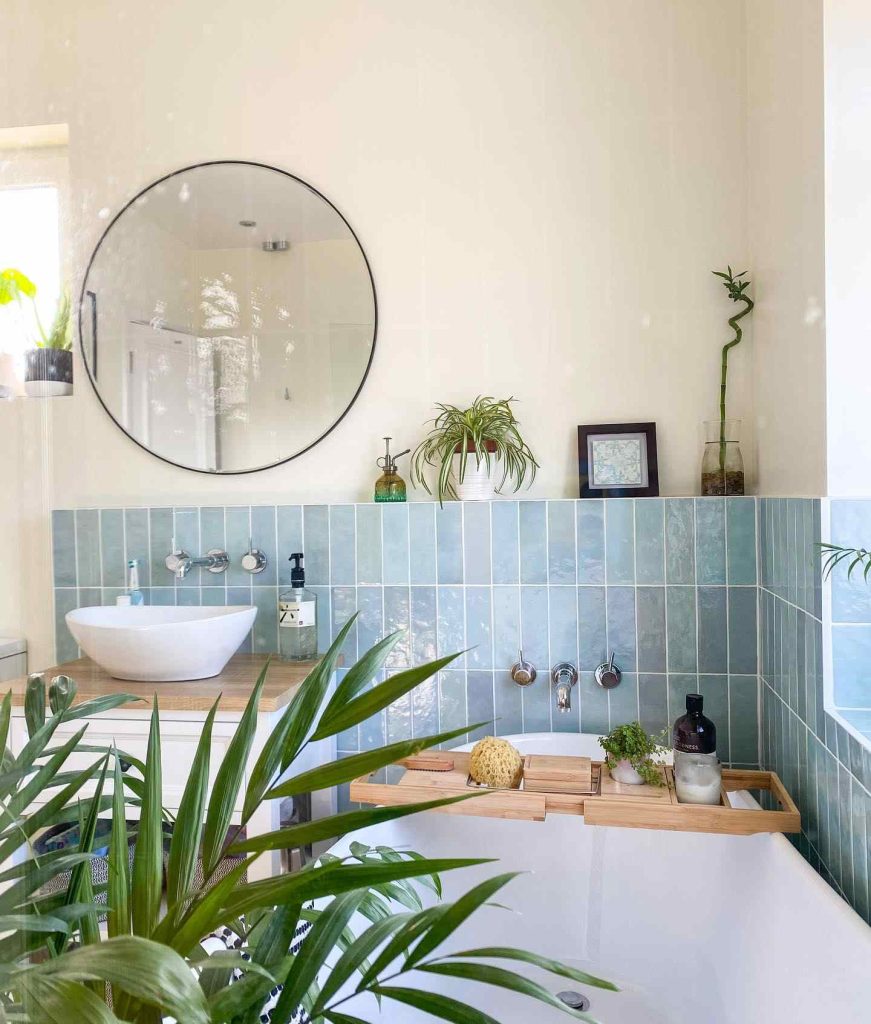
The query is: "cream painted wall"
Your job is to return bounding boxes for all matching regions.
[8,0,751,509]
[745,0,826,497]
[824,0,871,496]
[2,0,758,665]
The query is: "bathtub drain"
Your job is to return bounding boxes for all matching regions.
[557,991,591,1012]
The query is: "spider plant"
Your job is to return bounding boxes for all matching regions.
[820,542,871,581]
[0,267,72,350]
[410,396,538,505]
[0,617,613,1022]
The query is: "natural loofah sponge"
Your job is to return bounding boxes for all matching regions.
[468,736,523,789]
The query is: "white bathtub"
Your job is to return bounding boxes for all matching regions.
[328,733,871,1023]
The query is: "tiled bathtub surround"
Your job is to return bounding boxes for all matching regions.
[760,498,871,923]
[52,498,759,765]
[828,499,871,735]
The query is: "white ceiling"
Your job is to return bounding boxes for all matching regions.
[128,162,355,250]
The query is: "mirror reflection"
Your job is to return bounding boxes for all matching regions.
[80,161,376,473]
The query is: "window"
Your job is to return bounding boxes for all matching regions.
[0,184,61,367]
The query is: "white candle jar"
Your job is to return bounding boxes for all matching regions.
[674,750,722,805]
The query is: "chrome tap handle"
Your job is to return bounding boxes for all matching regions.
[510,649,537,687]
[595,652,622,689]
[241,537,268,575]
[551,662,578,713]
[165,549,191,579]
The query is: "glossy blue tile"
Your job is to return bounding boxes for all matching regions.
[173,507,201,588]
[605,499,635,584]
[75,509,101,588]
[698,587,727,674]
[410,586,437,664]
[695,499,726,584]
[667,673,700,723]
[331,586,358,661]
[54,589,79,662]
[491,501,519,584]
[436,504,463,585]
[639,674,668,735]
[494,667,523,736]
[438,670,468,737]
[52,510,77,587]
[832,626,871,707]
[728,588,758,674]
[698,674,729,760]
[465,587,492,670]
[76,586,100,609]
[463,502,491,585]
[467,670,495,741]
[608,672,639,729]
[356,586,384,653]
[730,675,758,764]
[579,671,609,734]
[176,589,200,607]
[409,503,437,584]
[124,508,150,588]
[329,505,356,585]
[384,587,411,669]
[635,498,664,584]
[433,586,463,670]
[577,500,605,584]
[492,586,520,670]
[252,588,278,653]
[199,507,226,561]
[665,499,695,584]
[250,506,277,585]
[412,670,439,739]
[302,505,330,585]
[578,586,607,671]
[519,501,547,584]
[382,504,409,585]
[548,501,576,583]
[636,587,666,673]
[149,587,176,607]
[386,674,412,743]
[99,509,125,588]
[549,585,578,667]
[224,507,250,587]
[277,506,303,586]
[309,586,331,655]
[667,587,697,672]
[355,504,382,585]
[520,586,550,731]
[606,586,636,671]
[201,586,227,606]
[726,498,757,586]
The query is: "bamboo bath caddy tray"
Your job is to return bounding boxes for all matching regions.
[350,753,801,836]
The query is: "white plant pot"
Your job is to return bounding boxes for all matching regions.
[610,759,645,785]
[454,454,496,501]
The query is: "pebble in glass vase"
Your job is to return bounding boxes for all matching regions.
[700,418,744,495]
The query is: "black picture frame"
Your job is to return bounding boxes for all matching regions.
[578,422,659,498]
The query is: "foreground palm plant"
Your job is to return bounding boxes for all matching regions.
[0,617,613,1022]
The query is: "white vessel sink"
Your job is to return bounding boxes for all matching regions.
[66,605,257,682]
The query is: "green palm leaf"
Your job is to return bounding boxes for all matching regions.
[131,702,162,937]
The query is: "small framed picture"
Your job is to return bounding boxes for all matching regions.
[578,422,659,498]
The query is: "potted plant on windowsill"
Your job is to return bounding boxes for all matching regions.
[599,721,668,786]
[410,395,538,505]
[0,267,73,397]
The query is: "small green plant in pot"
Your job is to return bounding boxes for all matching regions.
[410,395,538,505]
[599,721,668,786]
[0,267,73,396]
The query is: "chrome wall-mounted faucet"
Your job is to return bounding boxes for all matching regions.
[552,662,578,712]
[241,536,268,574]
[165,537,229,579]
[595,652,622,689]
[510,649,537,686]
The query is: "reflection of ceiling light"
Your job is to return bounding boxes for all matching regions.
[239,219,256,227]
[262,240,289,252]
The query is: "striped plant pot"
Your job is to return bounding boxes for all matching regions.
[24,347,73,397]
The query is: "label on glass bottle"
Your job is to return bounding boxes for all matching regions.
[279,600,316,628]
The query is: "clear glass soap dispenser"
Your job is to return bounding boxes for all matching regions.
[279,553,318,661]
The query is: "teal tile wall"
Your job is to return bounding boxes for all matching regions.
[760,497,871,923]
[829,499,871,724]
[52,498,759,768]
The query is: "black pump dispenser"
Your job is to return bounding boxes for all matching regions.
[673,693,717,755]
[289,553,305,587]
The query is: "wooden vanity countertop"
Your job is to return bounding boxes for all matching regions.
[3,655,319,713]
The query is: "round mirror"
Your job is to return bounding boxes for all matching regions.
[79,161,377,473]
